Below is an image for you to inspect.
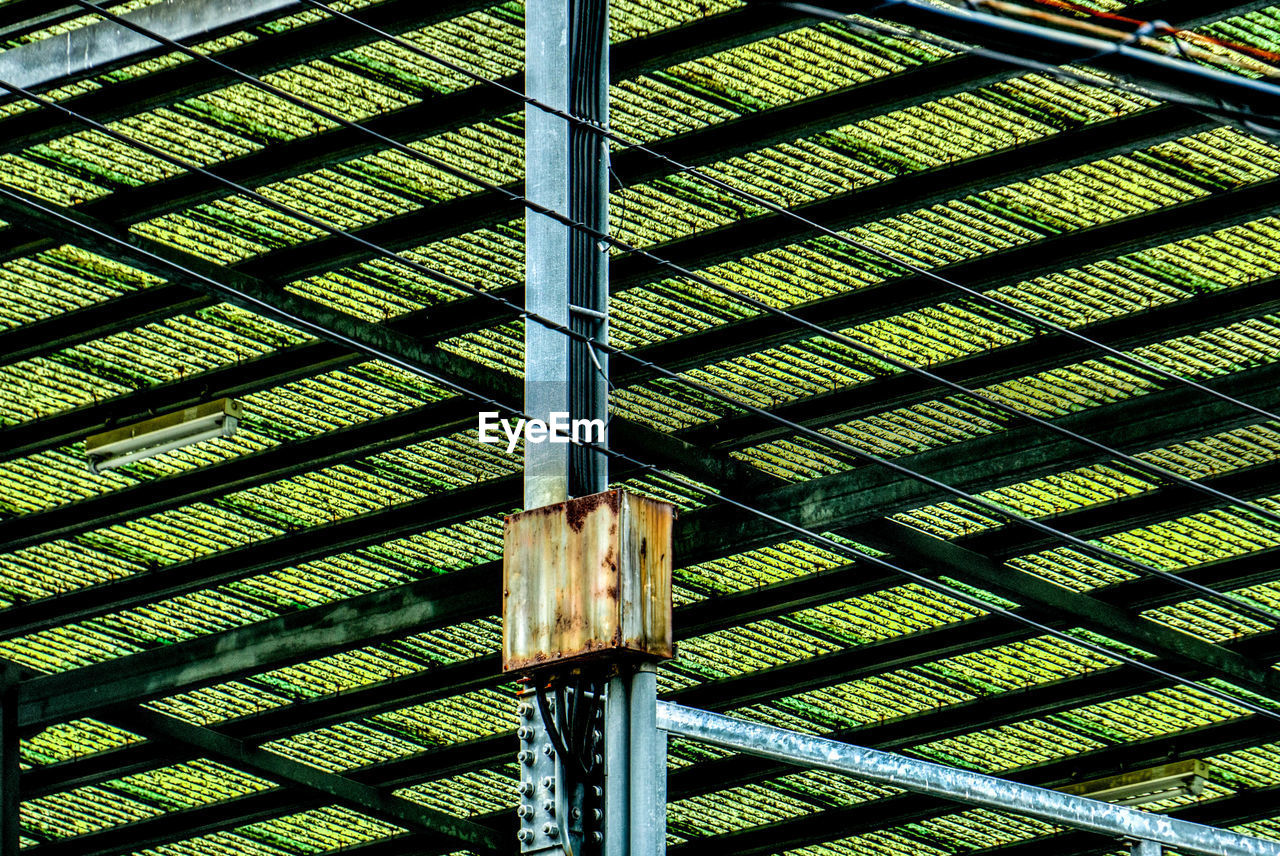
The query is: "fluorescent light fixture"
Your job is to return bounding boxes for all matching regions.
[1058,760,1208,807]
[86,399,242,473]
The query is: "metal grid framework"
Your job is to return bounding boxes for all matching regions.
[2,0,1280,853]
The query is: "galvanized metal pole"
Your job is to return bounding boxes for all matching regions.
[628,664,666,856]
[603,673,630,856]
[524,0,609,509]
[657,702,1280,856]
[523,1,614,855]
[1132,841,1163,856]
[0,664,18,856]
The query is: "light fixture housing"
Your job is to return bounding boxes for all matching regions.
[1058,760,1208,807]
[86,399,242,473]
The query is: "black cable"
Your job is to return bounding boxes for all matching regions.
[4,43,1279,630]
[289,0,1280,438]
[536,680,587,776]
[255,5,1280,564]
[3,178,1278,729]
[12,3,1280,624]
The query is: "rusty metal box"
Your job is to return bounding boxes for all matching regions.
[503,489,674,672]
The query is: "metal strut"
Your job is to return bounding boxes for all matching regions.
[656,701,1280,856]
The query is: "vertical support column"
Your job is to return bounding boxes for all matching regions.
[524,0,610,508]
[0,664,19,856]
[522,0,614,851]
[628,664,665,856]
[603,673,629,856]
[1132,841,1162,856]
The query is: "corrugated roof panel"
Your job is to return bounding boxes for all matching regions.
[0,245,162,330]
[396,767,516,818]
[237,805,404,854]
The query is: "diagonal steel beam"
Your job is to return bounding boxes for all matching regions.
[858,517,1280,699]
[116,708,501,852]
[681,271,1280,452]
[15,560,498,729]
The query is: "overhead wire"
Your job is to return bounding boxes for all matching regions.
[20,0,1280,628]
[287,0,1280,507]
[287,0,1280,434]
[5,177,1280,729]
[0,26,1277,737]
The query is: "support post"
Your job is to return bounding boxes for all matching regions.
[628,664,666,856]
[1132,841,1163,856]
[524,0,610,508]
[0,663,18,856]
[520,1,623,855]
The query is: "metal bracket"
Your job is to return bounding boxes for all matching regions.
[517,687,563,854]
[517,684,605,856]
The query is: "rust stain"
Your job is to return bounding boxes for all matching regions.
[503,490,675,673]
[565,488,619,532]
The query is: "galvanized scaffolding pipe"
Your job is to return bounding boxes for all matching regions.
[656,702,1280,856]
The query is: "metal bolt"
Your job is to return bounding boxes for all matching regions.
[517,830,533,843]
[517,805,534,819]
[543,800,555,815]
[541,777,555,791]
[517,726,534,740]
[518,781,534,796]
[592,832,604,844]
[543,823,559,838]
[592,785,602,799]
[591,809,602,822]
[517,702,533,718]
[570,808,582,821]
[543,744,556,758]
[518,750,534,765]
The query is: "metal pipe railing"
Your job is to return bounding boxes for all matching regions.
[657,701,1280,856]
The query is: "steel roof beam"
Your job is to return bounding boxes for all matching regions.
[15,560,499,730]
[26,537,1280,803]
[682,272,1280,452]
[614,169,1277,393]
[20,790,327,856]
[0,110,1260,475]
[115,708,502,853]
[677,359,1280,566]
[0,0,301,96]
[0,477,520,647]
[860,518,1280,699]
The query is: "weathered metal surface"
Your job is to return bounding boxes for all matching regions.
[657,702,1280,856]
[503,489,674,672]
